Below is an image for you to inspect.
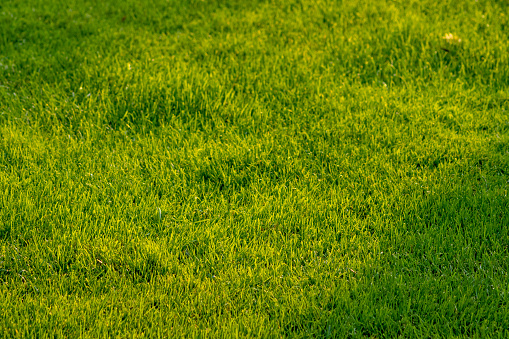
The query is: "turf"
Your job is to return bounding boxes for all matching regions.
[1,0,509,337]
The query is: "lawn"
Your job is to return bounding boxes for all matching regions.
[1,0,509,337]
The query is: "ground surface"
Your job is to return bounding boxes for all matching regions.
[1,0,509,337]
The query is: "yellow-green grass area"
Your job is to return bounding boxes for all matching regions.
[1,0,509,337]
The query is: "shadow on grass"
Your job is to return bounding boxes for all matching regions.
[277,173,509,337]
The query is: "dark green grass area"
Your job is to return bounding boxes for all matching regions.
[1,0,509,337]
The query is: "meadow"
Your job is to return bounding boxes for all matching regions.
[1,0,509,337]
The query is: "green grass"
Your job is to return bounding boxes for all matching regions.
[1,0,509,337]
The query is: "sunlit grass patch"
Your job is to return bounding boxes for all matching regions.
[1,0,509,337]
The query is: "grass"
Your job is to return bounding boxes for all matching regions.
[1,0,509,337]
